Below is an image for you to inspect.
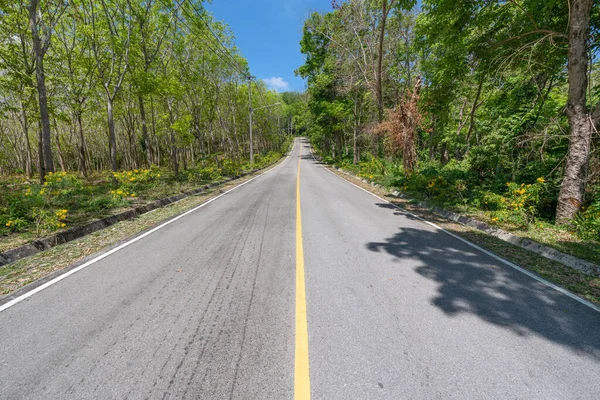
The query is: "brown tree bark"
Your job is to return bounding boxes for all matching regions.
[54,122,66,172]
[464,78,484,156]
[167,101,179,176]
[138,95,153,166]
[20,101,33,178]
[107,98,118,173]
[376,0,395,123]
[28,0,55,181]
[76,112,88,177]
[555,0,593,224]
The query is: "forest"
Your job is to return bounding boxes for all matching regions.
[296,0,600,252]
[0,0,296,243]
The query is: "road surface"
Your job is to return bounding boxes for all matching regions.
[1,138,599,399]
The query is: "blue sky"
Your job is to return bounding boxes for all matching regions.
[204,0,333,93]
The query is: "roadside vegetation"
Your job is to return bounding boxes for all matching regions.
[0,146,289,253]
[296,0,599,264]
[0,168,277,295]
[0,1,300,254]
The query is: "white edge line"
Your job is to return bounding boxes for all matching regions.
[308,145,600,313]
[0,148,294,313]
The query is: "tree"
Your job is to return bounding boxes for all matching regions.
[556,0,595,223]
[28,0,65,181]
[83,0,132,174]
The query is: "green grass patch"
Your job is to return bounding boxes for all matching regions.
[0,145,290,254]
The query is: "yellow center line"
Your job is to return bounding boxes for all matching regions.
[295,148,311,399]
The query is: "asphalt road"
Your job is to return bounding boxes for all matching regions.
[1,138,599,399]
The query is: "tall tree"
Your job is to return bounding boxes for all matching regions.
[28,0,64,181]
[84,0,132,174]
[556,0,595,223]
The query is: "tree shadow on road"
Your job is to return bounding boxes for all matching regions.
[365,205,600,358]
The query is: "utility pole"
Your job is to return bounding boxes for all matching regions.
[248,75,254,164]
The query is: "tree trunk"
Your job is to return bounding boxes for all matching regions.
[556,0,593,224]
[353,101,359,165]
[28,0,54,178]
[76,112,88,177]
[376,1,390,123]
[428,127,436,161]
[20,102,33,178]
[440,142,449,165]
[353,123,359,165]
[138,95,153,166]
[464,78,484,156]
[107,98,118,173]
[54,124,66,172]
[37,121,44,184]
[167,102,179,176]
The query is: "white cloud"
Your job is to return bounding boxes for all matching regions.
[263,77,290,92]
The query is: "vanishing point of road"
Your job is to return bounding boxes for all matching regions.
[1,138,599,399]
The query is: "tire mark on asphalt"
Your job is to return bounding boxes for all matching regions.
[227,189,274,400]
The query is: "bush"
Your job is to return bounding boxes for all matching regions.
[221,159,242,177]
[358,153,385,180]
[575,200,600,241]
[486,177,546,227]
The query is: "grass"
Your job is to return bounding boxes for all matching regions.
[328,166,600,305]
[0,148,289,254]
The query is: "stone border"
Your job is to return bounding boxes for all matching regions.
[0,168,266,268]
[332,166,600,277]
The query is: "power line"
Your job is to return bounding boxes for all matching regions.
[185,0,248,76]
[156,0,249,78]
[178,1,248,76]
[181,0,276,109]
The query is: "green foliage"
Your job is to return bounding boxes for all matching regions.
[486,179,547,227]
[575,201,600,241]
[357,154,385,180]
[0,172,82,236]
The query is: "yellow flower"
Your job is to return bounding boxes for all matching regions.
[491,217,499,222]
[6,221,13,227]
[536,177,545,184]
[40,189,46,195]
[131,193,136,197]
[43,182,48,186]
[129,177,135,182]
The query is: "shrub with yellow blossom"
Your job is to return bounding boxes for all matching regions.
[113,168,161,187]
[110,188,136,199]
[486,177,547,226]
[31,207,69,235]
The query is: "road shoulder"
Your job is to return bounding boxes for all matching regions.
[322,162,600,307]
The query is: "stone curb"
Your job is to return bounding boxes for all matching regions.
[331,166,600,277]
[0,168,266,268]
